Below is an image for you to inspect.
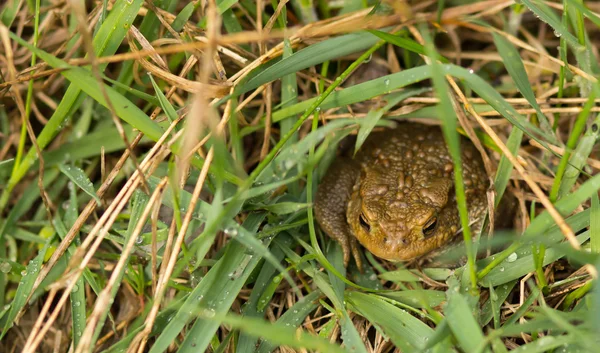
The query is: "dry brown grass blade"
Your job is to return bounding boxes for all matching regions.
[73,178,168,353]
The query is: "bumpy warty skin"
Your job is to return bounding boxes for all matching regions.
[314,123,488,266]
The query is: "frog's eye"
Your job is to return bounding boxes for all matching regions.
[423,216,437,237]
[359,213,371,232]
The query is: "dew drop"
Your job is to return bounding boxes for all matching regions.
[224,226,238,236]
[506,252,518,263]
[0,262,11,274]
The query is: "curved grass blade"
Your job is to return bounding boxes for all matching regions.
[491,32,552,132]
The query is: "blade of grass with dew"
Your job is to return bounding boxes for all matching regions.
[310,254,368,353]
[0,235,52,336]
[255,289,322,353]
[64,182,86,347]
[423,26,477,292]
[279,38,300,195]
[216,313,346,353]
[236,31,381,94]
[2,0,144,204]
[379,290,446,309]
[479,280,517,327]
[347,291,450,352]
[444,278,491,353]
[246,202,311,215]
[479,209,590,285]
[229,225,299,294]
[367,29,449,63]
[271,64,556,148]
[58,164,101,205]
[491,32,552,132]
[557,112,600,198]
[236,234,294,353]
[254,119,355,184]
[355,88,430,153]
[271,66,435,122]
[521,0,580,48]
[149,213,265,353]
[483,231,589,286]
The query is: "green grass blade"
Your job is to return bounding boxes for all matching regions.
[237,31,380,94]
[217,313,346,353]
[592,193,600,253]
[423,25,477,291]
[1,237,52,336]
[58,164,101,205]
[347,291,448,352]
[444,281,490,353]
[491,32,552,132]
[355,88,429,153]
[149,74,179,124]
[367,29,449,63]
[494,126,523,205]
[255,290,321,353]
[557,110,600,198]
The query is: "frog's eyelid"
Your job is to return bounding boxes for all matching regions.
[359,213,371,232]
[422,216,438,237]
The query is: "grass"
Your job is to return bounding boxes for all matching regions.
[0,0,600,352]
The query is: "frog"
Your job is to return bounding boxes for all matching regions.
[314,123,489,268]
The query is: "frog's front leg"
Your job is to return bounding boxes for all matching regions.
[314,159,362,268]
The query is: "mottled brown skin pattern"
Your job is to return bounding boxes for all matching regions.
[314,123,488,268]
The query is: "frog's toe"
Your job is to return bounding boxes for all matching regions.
[350,238,363,272]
